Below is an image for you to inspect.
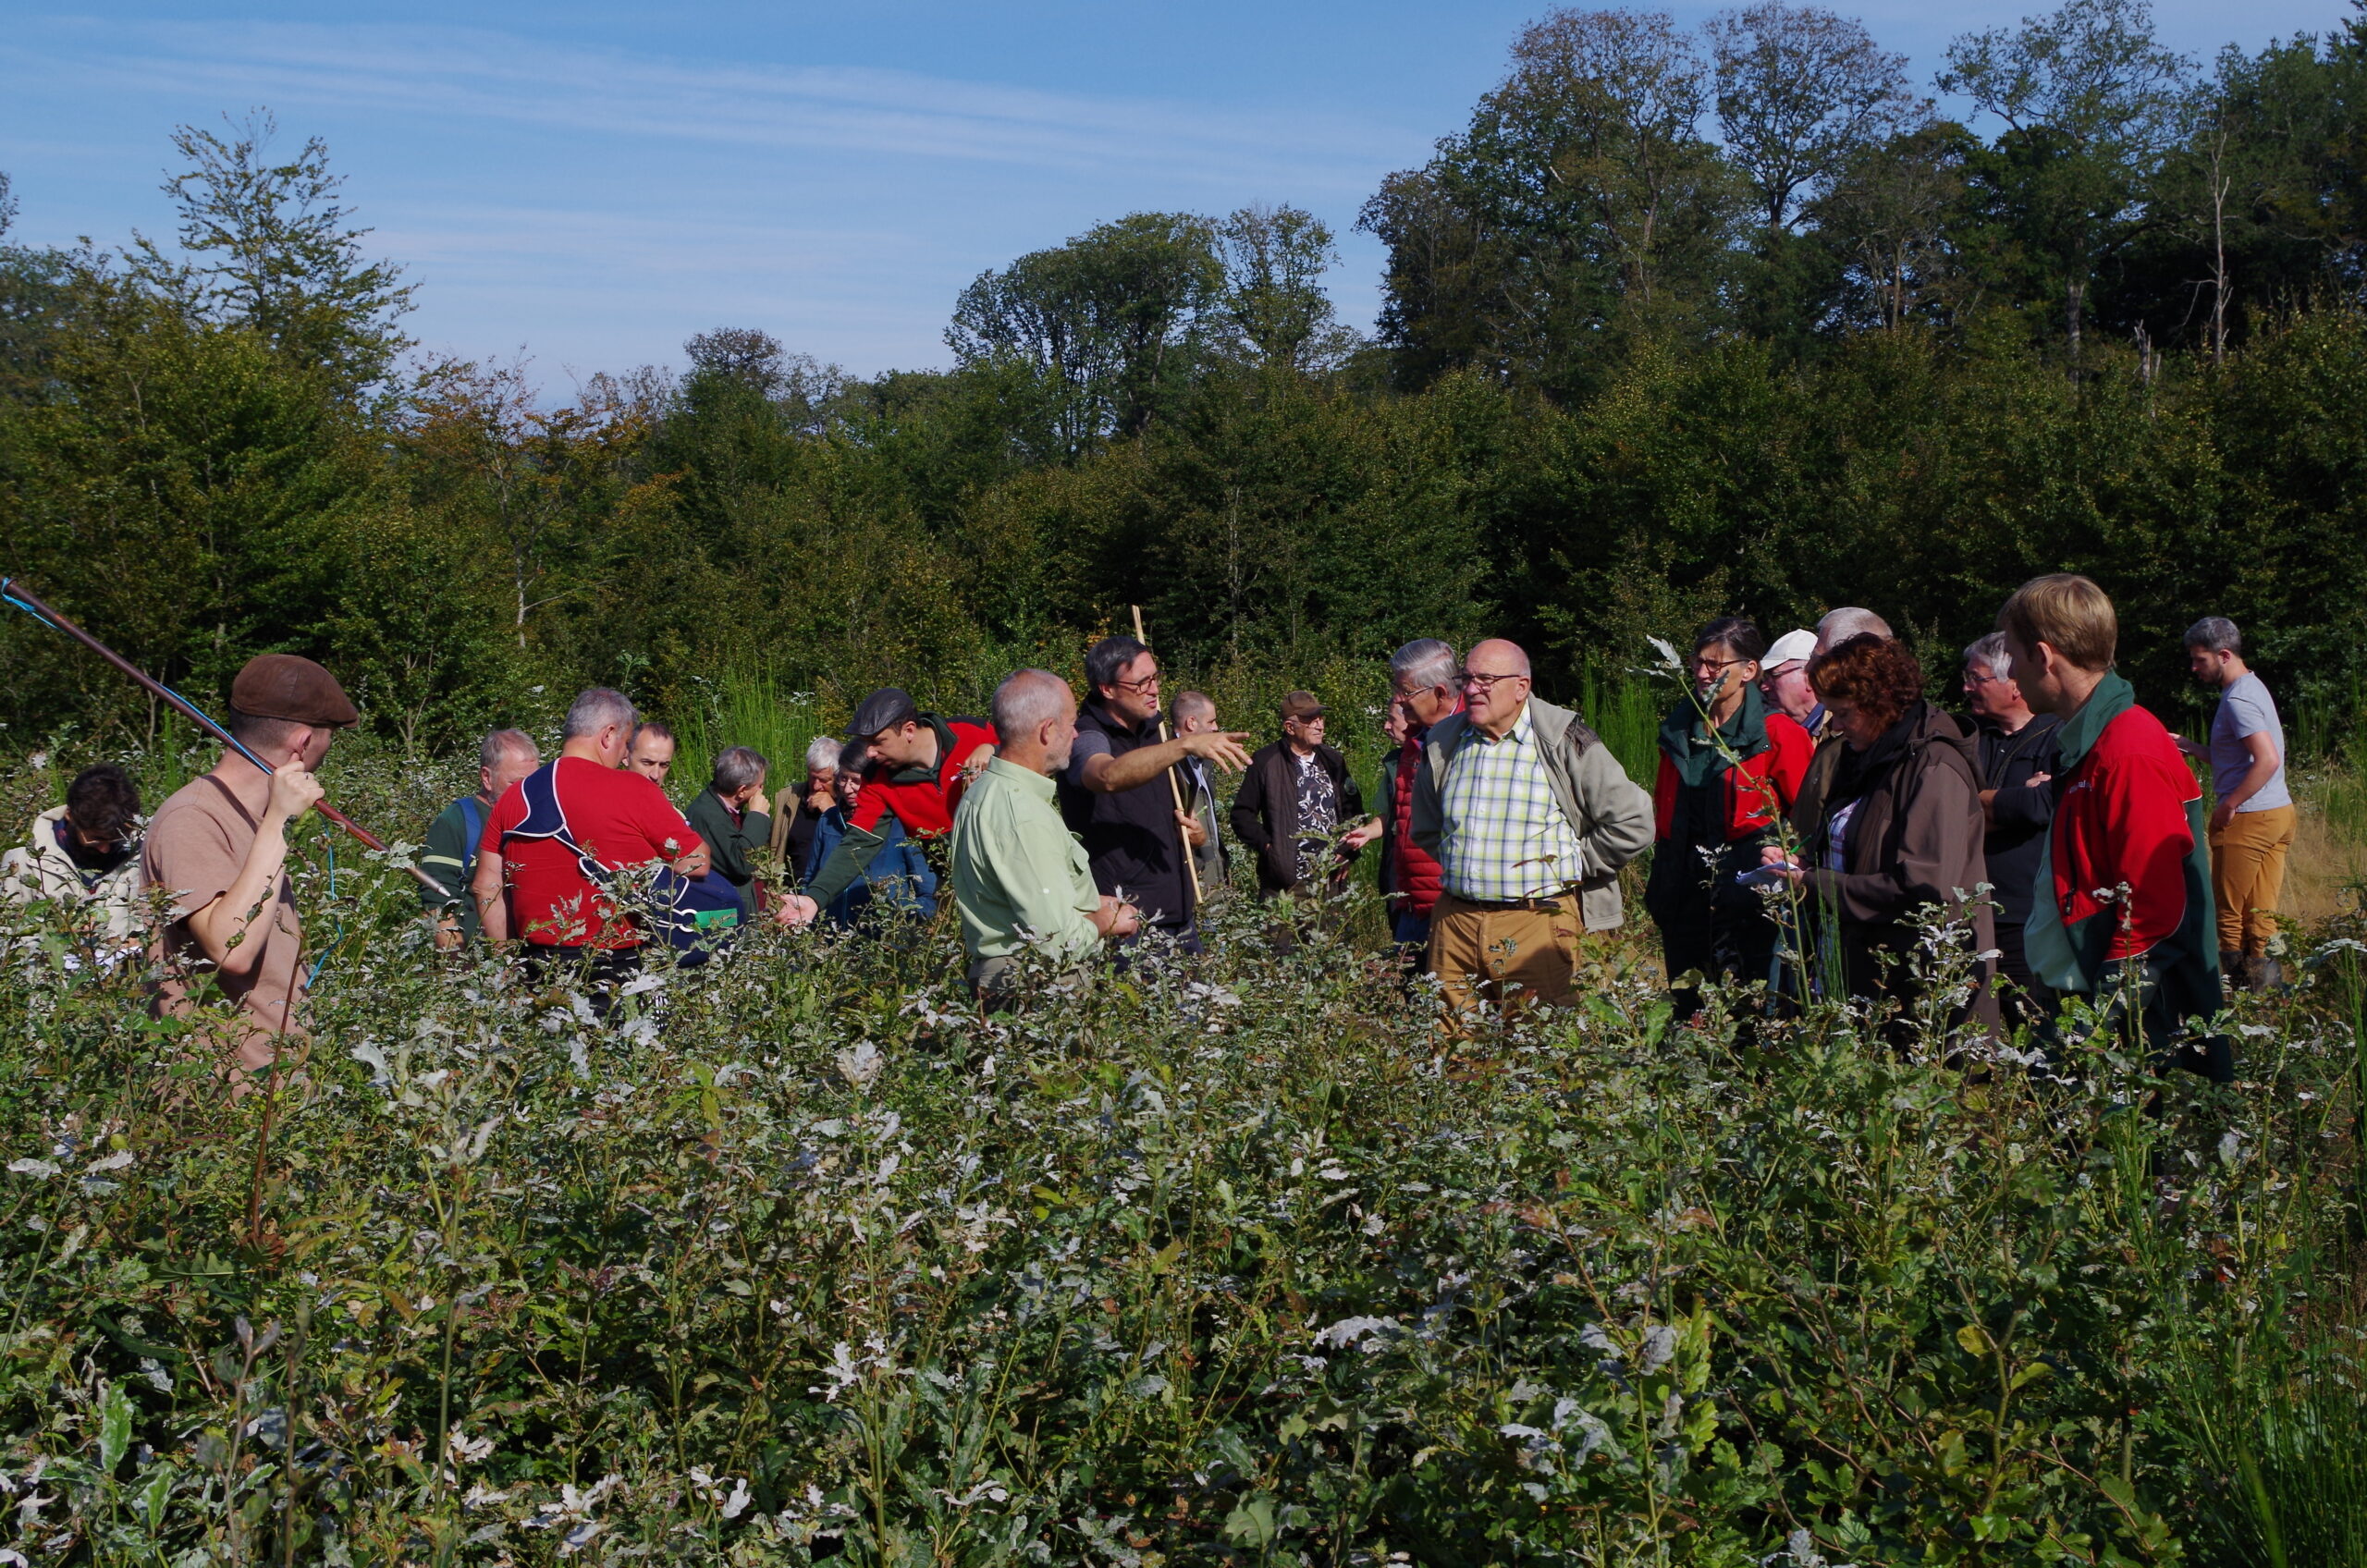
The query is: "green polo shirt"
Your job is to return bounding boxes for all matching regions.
[950,757,1103,963]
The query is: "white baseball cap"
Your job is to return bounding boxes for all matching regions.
[1763,629,1818,668]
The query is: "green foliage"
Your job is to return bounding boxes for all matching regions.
[1,741,2363,1564]
[124,110,416,398]
[6,1,2367,755]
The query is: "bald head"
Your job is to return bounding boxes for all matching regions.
[1466,638,1531,677]
[1461,638,1536,738]
[991,668,1079,775]
[1815,607,1892,655]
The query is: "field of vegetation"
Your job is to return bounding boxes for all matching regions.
[3,728,2363,1567]
[6,0,2367,1554]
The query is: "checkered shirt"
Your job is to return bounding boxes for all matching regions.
[1435,706,1586,901]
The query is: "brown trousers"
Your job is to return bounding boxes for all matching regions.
[1426,890,1586,1019]
[2210,804,2296,958]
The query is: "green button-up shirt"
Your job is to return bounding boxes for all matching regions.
[950,757,1103,963]
[1435,705,1586,901]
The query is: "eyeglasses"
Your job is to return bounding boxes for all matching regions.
[1110,672,1160,692]
[1963,669,2007,687]
[1459,670,1527,691]
[1691,655,1752,673]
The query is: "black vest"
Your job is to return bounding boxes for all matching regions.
[1059,700,1195,933]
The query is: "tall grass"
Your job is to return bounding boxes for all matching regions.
[669,669,838,802]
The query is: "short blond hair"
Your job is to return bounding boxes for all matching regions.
[1998,573,2116,672]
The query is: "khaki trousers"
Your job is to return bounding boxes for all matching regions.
[1427,890,1586,1019]
[2210,804,2296,958]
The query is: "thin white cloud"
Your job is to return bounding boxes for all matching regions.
[4,19,1411,197]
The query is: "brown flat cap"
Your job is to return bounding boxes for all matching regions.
[231,654,359,728]
[1278,690,1327,722]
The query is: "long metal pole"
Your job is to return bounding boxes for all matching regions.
[1130,604,1205,906]
[0,577,450,899]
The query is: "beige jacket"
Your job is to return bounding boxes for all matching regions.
[2,806,147,941]
[1411,696,1655,931]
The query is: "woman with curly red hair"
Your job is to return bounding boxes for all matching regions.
[1763,633,1997,1041]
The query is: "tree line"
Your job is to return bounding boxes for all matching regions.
[3,0,2365,758]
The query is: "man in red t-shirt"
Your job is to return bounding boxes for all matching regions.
[471,690,816,976]
[2000,574,2226,1078]
[802,688,998,913]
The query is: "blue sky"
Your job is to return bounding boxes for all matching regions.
[2,1,2349,386]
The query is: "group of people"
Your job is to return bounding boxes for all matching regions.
[1638,579,2293,1074]
[0,571,2299,1079]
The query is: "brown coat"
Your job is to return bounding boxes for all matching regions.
[1792,701,1997,1039]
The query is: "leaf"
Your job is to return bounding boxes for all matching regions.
[138,1462,174,1526]
[99,1380,133,1476]
[1956,1323,1994,1356]
[1221,1494,1279,1548]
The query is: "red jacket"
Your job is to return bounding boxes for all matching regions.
[849,718,998,840]
[1390,704,1463,918]
[1652,711,1812,843]
[2048,704,2197,961]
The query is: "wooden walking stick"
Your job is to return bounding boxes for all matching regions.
[1129,605,1205,906]
[0,576,450,900]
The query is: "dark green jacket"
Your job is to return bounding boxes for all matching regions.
[685,790,774,890]
[420,795,487,939]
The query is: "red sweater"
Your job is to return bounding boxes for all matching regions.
[848,719,998,839]
[2047,704,2198,960]
[1652,711,1812,843]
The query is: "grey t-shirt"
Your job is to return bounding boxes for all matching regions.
[1062,727,1113,788]
[2211,671,2290,813]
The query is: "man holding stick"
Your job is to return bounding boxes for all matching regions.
[1060,633,1252,953]
[142,655,354,1077]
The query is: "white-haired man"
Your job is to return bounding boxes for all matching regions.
[769,734,843,887]
[952,669,1141,1005]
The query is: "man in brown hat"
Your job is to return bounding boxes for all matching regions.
[141,654,357,1077]
[1229,691,1377,903]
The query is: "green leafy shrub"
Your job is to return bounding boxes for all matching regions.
[1,735,2362,1566]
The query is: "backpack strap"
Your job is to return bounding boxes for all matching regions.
[499,765,611,888]
[458,795,485,880]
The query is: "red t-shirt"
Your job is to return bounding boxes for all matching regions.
[847,719,999,839]
[480,756,705,949]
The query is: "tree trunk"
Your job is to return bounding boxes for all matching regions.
[2209,129,2230,368]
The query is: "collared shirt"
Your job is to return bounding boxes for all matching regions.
[950,757,1104,963]
[1436,705,1586,900]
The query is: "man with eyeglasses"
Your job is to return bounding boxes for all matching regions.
[1059,635,1253,952]
[1962,631,2060,1020]
[1410,638,1654,1019]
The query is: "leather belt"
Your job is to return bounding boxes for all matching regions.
[1444,889,1576,912]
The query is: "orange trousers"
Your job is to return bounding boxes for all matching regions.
[2210,804,2295,958]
